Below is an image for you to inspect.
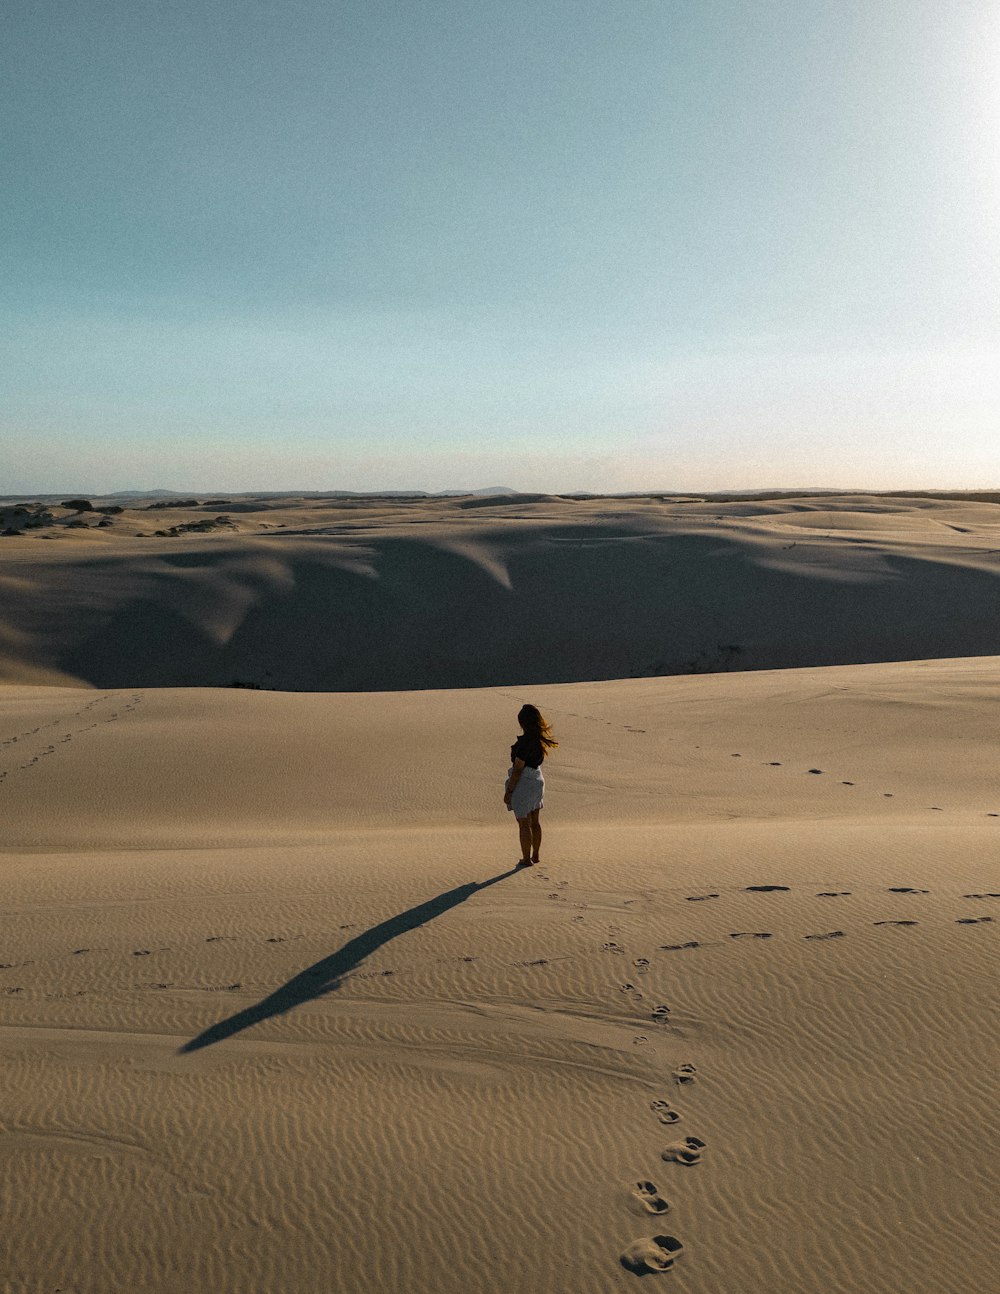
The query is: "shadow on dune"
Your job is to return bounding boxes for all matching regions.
[178,867,520,1055]
[8,523,1000,689]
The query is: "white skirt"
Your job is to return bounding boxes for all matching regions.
[506,764,544,818]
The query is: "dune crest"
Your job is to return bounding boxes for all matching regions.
[3,492,1000,688]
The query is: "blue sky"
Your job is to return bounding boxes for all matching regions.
[4,0,998,493]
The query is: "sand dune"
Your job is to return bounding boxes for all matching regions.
[2,492,999,689]
[3,657,1000,1292]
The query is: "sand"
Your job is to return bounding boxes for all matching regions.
[3,654,1000,1293]
[3,491,1000,689]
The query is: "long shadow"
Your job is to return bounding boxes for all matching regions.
[178,867,520,1054]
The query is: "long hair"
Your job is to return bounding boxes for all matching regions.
[518,704,558,752]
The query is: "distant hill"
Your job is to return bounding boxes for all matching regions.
[101,487,521,500]
[105,489,181,498]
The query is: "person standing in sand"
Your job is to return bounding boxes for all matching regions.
[504,704,558,867]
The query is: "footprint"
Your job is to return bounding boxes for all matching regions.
[672,1063,697,1084]
[807,768,823,775]
[72,948,89,955]
[650,1004,671,1023]
[132,950,151,956]
[804,931,845,940]
[888,887,929,895]
[633,1035,649,1046]
[633,957,650,972]
[731,753,741,758]
[650,1100,681,1125]
[874,920,918,927]
[630,1181,671,1215]
[661,941,700,951]
[745,885,790,892]
[730,931,772,940]
[621,1235,684,1274]
[957,916,994,925]
[602,941,625,954]
[685,893,719,902]
[661,1136,705,1166]
[767,761,782,766]
[265,936,285,943]
[817,891,851,898]
[841,780,854,786]
[883,793,894,798]
[963,893,1000,900]
[620,982,643,996]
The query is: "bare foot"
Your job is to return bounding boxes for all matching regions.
[516,857,533,867]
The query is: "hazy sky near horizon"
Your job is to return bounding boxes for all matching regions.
[4,0,999,494]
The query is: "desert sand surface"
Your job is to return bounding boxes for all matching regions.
[2,491,1000,688]
[3,657,999,1293]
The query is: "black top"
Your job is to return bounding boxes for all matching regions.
[511,733,544,768]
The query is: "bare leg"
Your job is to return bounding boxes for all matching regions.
[517,817,533,864]
[529,809,542,864]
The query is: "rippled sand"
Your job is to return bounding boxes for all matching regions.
[3,658,999,1292]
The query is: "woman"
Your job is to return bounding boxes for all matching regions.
[504,704,558,867]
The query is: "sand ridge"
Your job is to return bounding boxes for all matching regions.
[3,492,1000,689]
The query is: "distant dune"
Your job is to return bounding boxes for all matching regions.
[1,493,999,689]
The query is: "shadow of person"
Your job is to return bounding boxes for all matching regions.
[178,866,520,1054]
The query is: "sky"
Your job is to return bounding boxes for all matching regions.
[3,0,999,494]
